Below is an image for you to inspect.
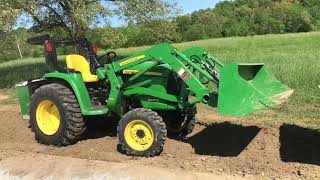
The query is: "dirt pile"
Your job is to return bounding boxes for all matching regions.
[0,107,319,179]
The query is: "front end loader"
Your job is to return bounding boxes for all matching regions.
[16,35,293,157]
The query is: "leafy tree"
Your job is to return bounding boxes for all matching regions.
[7,0,178,40]
[0,1,19,31]
[2,0,320,61]
[115,0,180,43]
[272,1,314,32]
[176,15,192,33]
[114,0,179,23]
[88,26,127,49]
[121,22,142,47]
[253,10,285,34]
[7,0,110,40]
[183,24,208,41]
[299,0,320,28]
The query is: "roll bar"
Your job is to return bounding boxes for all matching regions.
[27,35,100,73]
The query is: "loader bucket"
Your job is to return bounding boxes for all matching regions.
[217,64,293,116]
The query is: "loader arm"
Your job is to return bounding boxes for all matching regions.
[110,43,217,106]
[96,43,292,116]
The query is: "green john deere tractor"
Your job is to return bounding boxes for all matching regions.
[16,35,293,157]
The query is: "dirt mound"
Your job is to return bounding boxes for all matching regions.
[0,107,319,179]
[0,154,252,180]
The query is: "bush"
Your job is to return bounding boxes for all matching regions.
[32,50,40,58]
[183,24,208,41]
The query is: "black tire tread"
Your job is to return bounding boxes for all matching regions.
[30,83,86,146]
[117,108,167,157]
[182,116,196,136]
[163,110,196,138]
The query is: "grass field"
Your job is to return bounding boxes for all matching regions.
[0,32,319,128]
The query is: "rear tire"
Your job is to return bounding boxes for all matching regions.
[117,108,167,157]
[29,83,86,146]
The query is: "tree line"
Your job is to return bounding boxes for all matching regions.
[0,0,319,62]
[92,0,319,48]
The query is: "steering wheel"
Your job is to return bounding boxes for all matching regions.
[98,51,117,64]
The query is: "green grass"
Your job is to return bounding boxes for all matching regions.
[118,32,320,102]
[0,56,66,88]
[1,32,319,127]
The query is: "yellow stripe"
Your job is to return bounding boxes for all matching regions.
[123,70,162,76]
[145,72,163,76]
[123,70,139,75]
[119,55,146,67]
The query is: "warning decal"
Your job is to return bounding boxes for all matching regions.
[177,68,190,81]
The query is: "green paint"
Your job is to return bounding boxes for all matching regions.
[104,64,123,116]
[16,42,292,120]
[140,100,177,110]
[218,64,293,115]
[44,72,108,116]
[15,81,30,119]
[123,87,178,102]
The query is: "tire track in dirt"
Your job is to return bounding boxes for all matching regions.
[0,106,319,179]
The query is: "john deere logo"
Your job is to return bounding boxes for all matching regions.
[119,55,146,67]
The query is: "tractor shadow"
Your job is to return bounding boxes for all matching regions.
[183,122,261,157]
[83,116,118,140]
[280,124,320,166]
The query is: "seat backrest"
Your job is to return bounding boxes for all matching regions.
[66,54,98,82]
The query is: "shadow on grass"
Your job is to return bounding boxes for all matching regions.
[184,122,261,157]
[280,124,320,166]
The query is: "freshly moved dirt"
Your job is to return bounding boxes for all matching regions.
[0,154,251,180]
[0,95,9,101]
[0,106,319,179]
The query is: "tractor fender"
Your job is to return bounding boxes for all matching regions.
[44,72,108,116]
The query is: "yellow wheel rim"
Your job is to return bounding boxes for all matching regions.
[124,120,154,151]
[36,100,60,135]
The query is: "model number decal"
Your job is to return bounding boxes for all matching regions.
[123,70,162,76]
[119,55,146,67]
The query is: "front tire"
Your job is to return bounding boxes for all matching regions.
[162,108,196,138]
[117,108,167,157]
[29,83,86,146]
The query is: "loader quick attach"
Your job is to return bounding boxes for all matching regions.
[16,35,293,157]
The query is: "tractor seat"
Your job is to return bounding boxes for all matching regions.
[66,54,98,82]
